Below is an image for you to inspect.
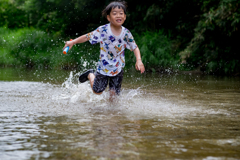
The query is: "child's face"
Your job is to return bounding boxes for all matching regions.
[107,7,126,27]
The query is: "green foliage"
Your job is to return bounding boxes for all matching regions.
[1,0,240,75]
[179,0,240,75]
[0,0,109,35]
[0,27,99,69]
[0,27,15,65]
[133,30,179,72]
[0,0,28,28]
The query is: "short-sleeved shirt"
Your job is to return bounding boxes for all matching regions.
[86,23,137,76]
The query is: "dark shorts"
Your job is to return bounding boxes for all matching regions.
[93,70,124,95]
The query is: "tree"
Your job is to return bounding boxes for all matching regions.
[179,0,240,74]
[0,0,28,28]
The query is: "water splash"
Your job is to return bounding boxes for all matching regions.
[59,71,106,103]
[0,71,232,119]
[52,71,229,118]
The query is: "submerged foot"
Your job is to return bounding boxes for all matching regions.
[109,89,117,102]
[79,69,95,83]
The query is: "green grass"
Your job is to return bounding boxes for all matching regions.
[1,27,181,72]
[0,27,99,70]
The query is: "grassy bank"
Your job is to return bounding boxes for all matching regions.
[0,27,180,72]
[0,27,99,70]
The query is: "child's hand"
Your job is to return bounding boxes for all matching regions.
[63,40,74,51]
[135,60,145,74]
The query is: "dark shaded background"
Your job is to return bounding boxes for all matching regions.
[0,0,239,75]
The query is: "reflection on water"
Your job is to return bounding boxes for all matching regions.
[0,68,240,159]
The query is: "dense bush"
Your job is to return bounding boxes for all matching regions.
[1,0,240,75]
[179,0,240,75]
[134,30,179,72]
[0,27,99,69]
[0,27,180,72]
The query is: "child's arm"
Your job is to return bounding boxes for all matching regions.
[133,47,145,74]
[63,35,88,51]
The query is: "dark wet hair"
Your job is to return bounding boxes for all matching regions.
[102,1,127,18]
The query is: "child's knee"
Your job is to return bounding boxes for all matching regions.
[92,86,105,94]
[93,90,103,95]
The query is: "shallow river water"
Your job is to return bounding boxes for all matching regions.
[0,68,240,159]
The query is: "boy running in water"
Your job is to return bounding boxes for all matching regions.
[63,1,145,98]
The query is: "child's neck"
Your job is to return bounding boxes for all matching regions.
[110,23,122,36]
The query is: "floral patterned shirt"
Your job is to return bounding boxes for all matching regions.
[86,23,137,76]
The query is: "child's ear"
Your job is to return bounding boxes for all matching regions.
[107,15,110,22]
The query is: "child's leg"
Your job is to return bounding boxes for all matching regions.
[89,72,108,95]
[109,89,116,102]
[79,70,108,95]
[109,70,124,96]
[88,73,102,95]
[88,73,95,89]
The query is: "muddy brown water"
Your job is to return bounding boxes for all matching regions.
[0,68,240,159]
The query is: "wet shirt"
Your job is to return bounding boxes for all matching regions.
[86,23,137,76]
